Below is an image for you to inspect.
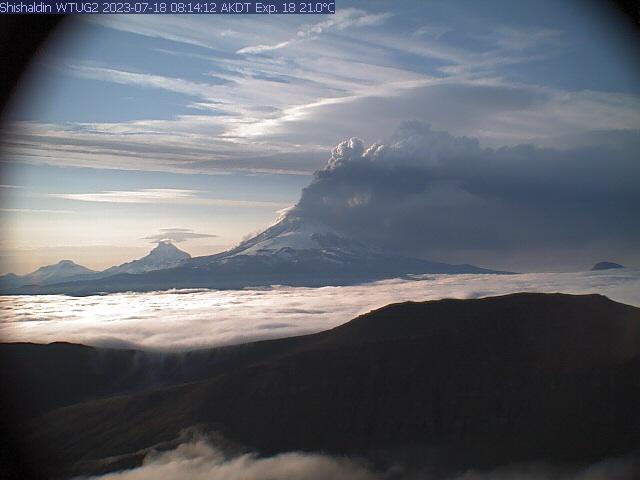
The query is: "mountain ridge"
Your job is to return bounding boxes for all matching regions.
[1,216,507,295]
[4,293,639,477]
[0,241,191,291]
[0,260,96,289]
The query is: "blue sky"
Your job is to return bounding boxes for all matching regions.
[1,0,639,273]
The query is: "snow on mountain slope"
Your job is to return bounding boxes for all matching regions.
[220,214,370,258]
[186,214,500,276]
[101,241,190,276]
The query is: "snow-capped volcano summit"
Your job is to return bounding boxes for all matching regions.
[185,213,500,280]
[102,240,191,276]
[219,214,370,259]
[149,240,192,263]
[0,260,95,289]
[30,260,95,282]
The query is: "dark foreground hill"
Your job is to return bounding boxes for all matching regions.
[2,293,640,478]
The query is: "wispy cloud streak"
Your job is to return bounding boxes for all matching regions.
[237,8,392,54]
[49,188,289,208]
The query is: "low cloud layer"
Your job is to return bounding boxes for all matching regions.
[87,437,378,480]
[85,436,637,480]
[291,123,640,270]
[1,270,639,351]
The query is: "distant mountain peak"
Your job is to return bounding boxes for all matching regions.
[34,259,94,274]
[0,259,95,289]
[150,240,186,255]
[34,259,85,272]
[101,241,191,276]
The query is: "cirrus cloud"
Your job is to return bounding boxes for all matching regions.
[236,8,392,54]
[48,188,290,208]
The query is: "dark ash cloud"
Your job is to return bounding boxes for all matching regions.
[292,122,640,271]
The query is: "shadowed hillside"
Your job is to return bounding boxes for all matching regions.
[2,293,639,478]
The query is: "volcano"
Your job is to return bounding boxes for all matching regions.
[3,215,504,295]
[0,260,96,290]
[0,242,191,292]
[101,240,190,276]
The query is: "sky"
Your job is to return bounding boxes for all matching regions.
[0,0,639,274]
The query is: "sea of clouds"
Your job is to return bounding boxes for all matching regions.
[2,269,639,351]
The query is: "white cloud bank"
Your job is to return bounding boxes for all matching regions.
[87,437,379,480]
[1,270,639,351]
[84,436,637,480]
